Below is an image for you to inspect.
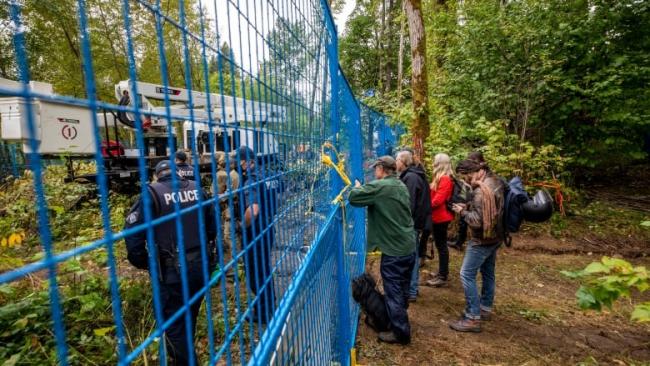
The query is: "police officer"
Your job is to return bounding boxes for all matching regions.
[215,151,228,195]
[124,160,216,366]
[236,146,278,327]
[215,152,240,255]
[175,151,195,181]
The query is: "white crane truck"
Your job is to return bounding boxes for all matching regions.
[0,77,286,187]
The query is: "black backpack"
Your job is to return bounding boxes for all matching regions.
[351,273,390,332]
[502,177,553,246]
[446,176,471,213]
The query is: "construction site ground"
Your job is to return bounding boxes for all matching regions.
[355,233,650,366]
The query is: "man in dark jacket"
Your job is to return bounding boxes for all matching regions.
[175,151,195,181]
[448,151,484,251]
[349,156,416,345]
[124,160,216,365]
[449,159,505,333]
[396,149,432,301]
[235,146,279,328]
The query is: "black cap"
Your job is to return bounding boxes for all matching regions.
[175,151,187,162]
[155,160,172,176]
[235,146,256,161]
[370,155,397,170]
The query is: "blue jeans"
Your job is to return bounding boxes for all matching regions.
[459,241,500,320]
[409,231,422,297]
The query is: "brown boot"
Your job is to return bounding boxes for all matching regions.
[449,317,481,333]
[459,310,492,321]
[480,309,492,321]
[425,275,448,287]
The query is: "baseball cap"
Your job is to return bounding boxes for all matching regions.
[370,156,397,170]
[154,160,172,176]
[175,150,187,162]
[235,146,256,161]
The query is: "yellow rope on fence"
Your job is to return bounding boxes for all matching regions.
[321,142,352,204]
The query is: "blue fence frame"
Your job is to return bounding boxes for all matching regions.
[0,0,403,365]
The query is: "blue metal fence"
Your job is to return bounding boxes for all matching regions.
[0,0,402,365]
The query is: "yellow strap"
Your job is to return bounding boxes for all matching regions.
[321,142,352,204]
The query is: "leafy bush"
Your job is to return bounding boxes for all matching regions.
[562,256,650,322]
[0,271,157,365]
[425,117,567,182]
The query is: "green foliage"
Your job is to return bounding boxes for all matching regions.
[562,256,650,322]
[518,309,547,322]
[1,0,207,99]
[425,0,650,176]
[0,275,155,365]
[339,0,408,97]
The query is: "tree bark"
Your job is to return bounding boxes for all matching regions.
[383,0,397,93]
[397,0,406,102]
[404,0,429,160]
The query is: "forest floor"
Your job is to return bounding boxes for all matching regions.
[355,176,650,366]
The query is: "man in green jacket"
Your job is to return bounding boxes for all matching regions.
[349,156,416,345]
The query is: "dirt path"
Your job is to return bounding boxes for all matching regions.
[355,238,650,365]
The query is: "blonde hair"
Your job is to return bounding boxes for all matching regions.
[431,153,454,191]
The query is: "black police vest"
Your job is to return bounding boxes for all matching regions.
[176,163,195,181]
[149,179,203,259]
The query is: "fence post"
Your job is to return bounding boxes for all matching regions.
[321,1,352,364]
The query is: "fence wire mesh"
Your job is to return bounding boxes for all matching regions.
[0,0,403,365]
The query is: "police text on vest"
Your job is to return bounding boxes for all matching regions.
[164,190,200,206]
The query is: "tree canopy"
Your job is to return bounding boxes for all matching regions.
[340,0,650,178]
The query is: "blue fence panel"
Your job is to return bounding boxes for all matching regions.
[0,0,404,365]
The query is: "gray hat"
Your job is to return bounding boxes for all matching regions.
[154,160,172,176]
[175,150,188,162]
[235,146,256,162]
[370,156,397,170]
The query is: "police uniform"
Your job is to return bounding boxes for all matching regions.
[176,162,195,181]
[124,161,216,366]
[175,151,195,181]
[236,147,279,327]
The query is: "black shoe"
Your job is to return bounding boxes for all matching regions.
[378,331,410,345]
[408,296,417,303]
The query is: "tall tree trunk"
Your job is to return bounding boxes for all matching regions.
[378,0,387,93]
[383,0,397,93]
[404,0,429,160]
[397,0,406,102]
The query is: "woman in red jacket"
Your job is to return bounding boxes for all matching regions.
[426,153,455,287]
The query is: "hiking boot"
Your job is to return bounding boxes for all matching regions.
[449,317,481,333]
[480,309,492,321]
[459,310,492,321]
[378,331,409,345]
[425,276,448,287]
[447,241,464,251]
